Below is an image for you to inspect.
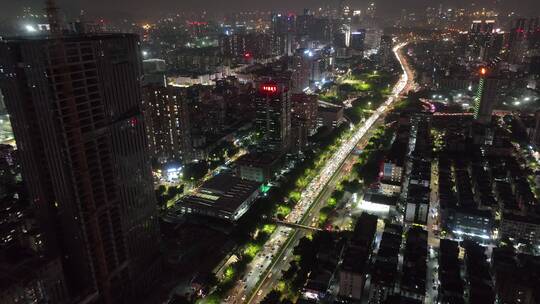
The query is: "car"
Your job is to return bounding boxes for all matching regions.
[257,290,263,296]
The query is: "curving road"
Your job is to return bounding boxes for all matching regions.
[226,42,415,304]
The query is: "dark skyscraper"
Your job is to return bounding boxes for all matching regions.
[470,19,495,34]
[468,19,497,60]
[506,18,538,64]
[350,29,366,53]
[271,13,295,56]
[0,33,161,303]
[379,35,393,67]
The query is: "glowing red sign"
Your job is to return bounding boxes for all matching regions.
[244,52,252,58]
[261,84,278,94]
[480,67,487,76]
[186,21,208,26]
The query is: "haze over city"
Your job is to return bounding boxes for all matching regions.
[1,0,540,20]
[1,0,540,304]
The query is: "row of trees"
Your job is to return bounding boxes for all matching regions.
[194,123,354,303]
[261,232,340,303]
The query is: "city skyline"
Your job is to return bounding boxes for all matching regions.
[1,0,540,303]
[2,0,540,21]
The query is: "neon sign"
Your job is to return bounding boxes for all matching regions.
[260,84,278,94]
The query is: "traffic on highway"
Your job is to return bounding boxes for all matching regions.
[227,41,415,304]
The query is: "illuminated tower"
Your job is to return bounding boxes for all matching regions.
[474,67,498,125]
[254,79,292,152]
[143,84,192,164]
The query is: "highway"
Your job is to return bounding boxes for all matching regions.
[226,42,415,304]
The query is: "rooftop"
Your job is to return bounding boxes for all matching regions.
[178,174,261,220]
[236,151,282,167]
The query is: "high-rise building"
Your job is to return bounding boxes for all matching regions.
[350,29,366,52]
[481,32,504,61]
[425,6,439,25]
[0,144,70,303]
[271,13,295,56]
[143,85,192,164]
[307,18,332,43]
[219,33,272,60]
[379,35,393,67]
[291,93,318,133]
[474,67,498,125]
[507,18,537,64]
[291,93,318,152]
[468,20,497,60]
[366,2,376,19]
[470,20,495,34]
[0,90,5,114]
[296,10,313,37]
[0,33,161,302]
[528,17,540,52]
[364,27,383,50]
[292,49,322,93]
[141,59,192,164]
[254,79,292,152]
[142,58,167,86]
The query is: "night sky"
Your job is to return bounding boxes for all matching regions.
[1,0,539,21]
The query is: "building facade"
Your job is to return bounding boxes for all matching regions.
[474,68,498,125]
[143,84,192,164]
[0,34,161,302]
[254,79,292,152]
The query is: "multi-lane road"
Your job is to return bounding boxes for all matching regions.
[226,41,415,304]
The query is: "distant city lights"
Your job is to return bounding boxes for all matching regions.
[303,49,314,57]
[165,167,182,182]
[24,24,37,33]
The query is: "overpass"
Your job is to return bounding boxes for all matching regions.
[273,219,323,232]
